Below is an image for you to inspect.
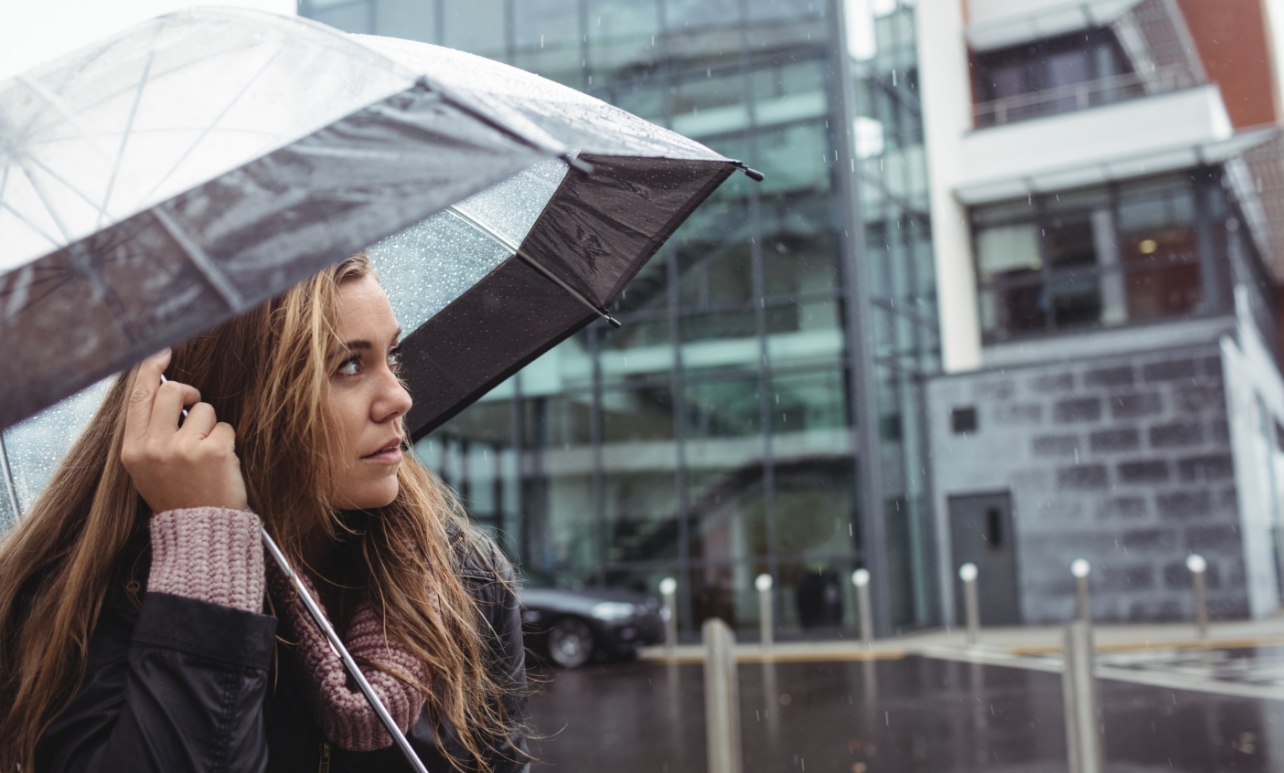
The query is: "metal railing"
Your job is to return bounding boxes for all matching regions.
[974,64,1197,127]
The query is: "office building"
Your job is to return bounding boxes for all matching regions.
[919,0,1284,624]
[301,0,1284,633]
[301,0,942,637]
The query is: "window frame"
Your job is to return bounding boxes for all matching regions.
[971,169,1230,343]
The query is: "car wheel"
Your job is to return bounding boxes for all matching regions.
[548,617,594,669]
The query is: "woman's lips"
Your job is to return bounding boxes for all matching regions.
[361,446,403,464]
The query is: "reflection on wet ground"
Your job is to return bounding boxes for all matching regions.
[1088,647,1284,689]
[527,655,1284,772]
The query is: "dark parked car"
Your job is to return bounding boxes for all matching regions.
[518,571,664,668]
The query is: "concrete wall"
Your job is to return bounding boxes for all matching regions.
[928,334,1249,625]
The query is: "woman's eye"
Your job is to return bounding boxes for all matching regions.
[336,355,361,376]
[388,347,403,373]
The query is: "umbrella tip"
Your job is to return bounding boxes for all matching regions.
[605,313,623,329]
[739,165,765,182]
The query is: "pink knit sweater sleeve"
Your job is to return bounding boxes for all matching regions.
[147,508,265,613]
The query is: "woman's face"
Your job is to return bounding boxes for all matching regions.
[326,274,413,510]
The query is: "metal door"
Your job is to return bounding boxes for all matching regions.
[949,492,1021,626]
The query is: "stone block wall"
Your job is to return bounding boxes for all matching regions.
[927,345,1247,624]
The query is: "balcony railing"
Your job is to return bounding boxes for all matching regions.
[973,64,1199,128]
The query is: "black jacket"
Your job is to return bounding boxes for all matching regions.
[35,541,529,773]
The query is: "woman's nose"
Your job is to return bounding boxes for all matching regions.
[373,369,412,423]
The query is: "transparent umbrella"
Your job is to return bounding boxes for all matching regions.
[0,7,749,432]
[0,9,753,770]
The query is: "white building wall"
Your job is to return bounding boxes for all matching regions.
[915,0,982,373]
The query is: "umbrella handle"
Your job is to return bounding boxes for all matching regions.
[261,527,432,773]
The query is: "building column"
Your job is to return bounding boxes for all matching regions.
[829,0,892,636]
[1094,207,1128,326]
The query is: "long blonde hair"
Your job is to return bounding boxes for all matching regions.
[0,254,519,771]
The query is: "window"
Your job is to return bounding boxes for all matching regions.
[951,406,977,434]
[1117,178,1202,320]
[973,171,1228,341]
[985,508,1003,548]
[973,29,1140,126]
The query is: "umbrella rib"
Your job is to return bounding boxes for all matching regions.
[151,209,244,312]
[0,193,71,255]
[138,47,286,207]
[428,82,588,175]
[97,44,158,231]
[444,206,620,328]
[0,269,73,298]
[0,433,22,520]
[3,153,74,245]
[24,36,269,141]
[0,274,74,323]
[13,76,117,221]
[17,153,111,224]
[96,280,144,345]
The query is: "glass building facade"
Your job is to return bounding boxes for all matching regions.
[301,0,940,636]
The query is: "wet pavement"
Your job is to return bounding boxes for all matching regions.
[527,654,1284,772]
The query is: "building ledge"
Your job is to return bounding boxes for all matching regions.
[966,0,1141,51]
[955,85,1233,204]
[977,314,1235,371]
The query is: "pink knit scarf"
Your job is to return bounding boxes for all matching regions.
[268,566,430,751]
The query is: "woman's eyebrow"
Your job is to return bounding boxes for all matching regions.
[337,329,402,353]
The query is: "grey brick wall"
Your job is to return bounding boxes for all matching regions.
[927,346,1247,624]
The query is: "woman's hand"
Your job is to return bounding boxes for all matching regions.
[121,349,248,513]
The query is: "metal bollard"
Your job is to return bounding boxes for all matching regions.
[852,568,873,647]
[1071,559,1091,624]
[1061,621,1102,773]
[754,573,773,649]
[703,618,743,773]
[959,563,980,645]
[1187,554,1208,638]
[660,577,678,653]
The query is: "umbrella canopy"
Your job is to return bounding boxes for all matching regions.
[0,7,741,437]
[0,9,744,523]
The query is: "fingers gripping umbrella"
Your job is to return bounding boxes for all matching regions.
[0,8,755,770]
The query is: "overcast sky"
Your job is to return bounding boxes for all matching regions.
[0,0,296,82]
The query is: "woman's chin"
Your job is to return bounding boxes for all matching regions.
[334,480,400,511]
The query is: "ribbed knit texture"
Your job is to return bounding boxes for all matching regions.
[147,508,265,613]
[268,567,429,751]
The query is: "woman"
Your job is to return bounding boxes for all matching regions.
[0,254,528,772]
